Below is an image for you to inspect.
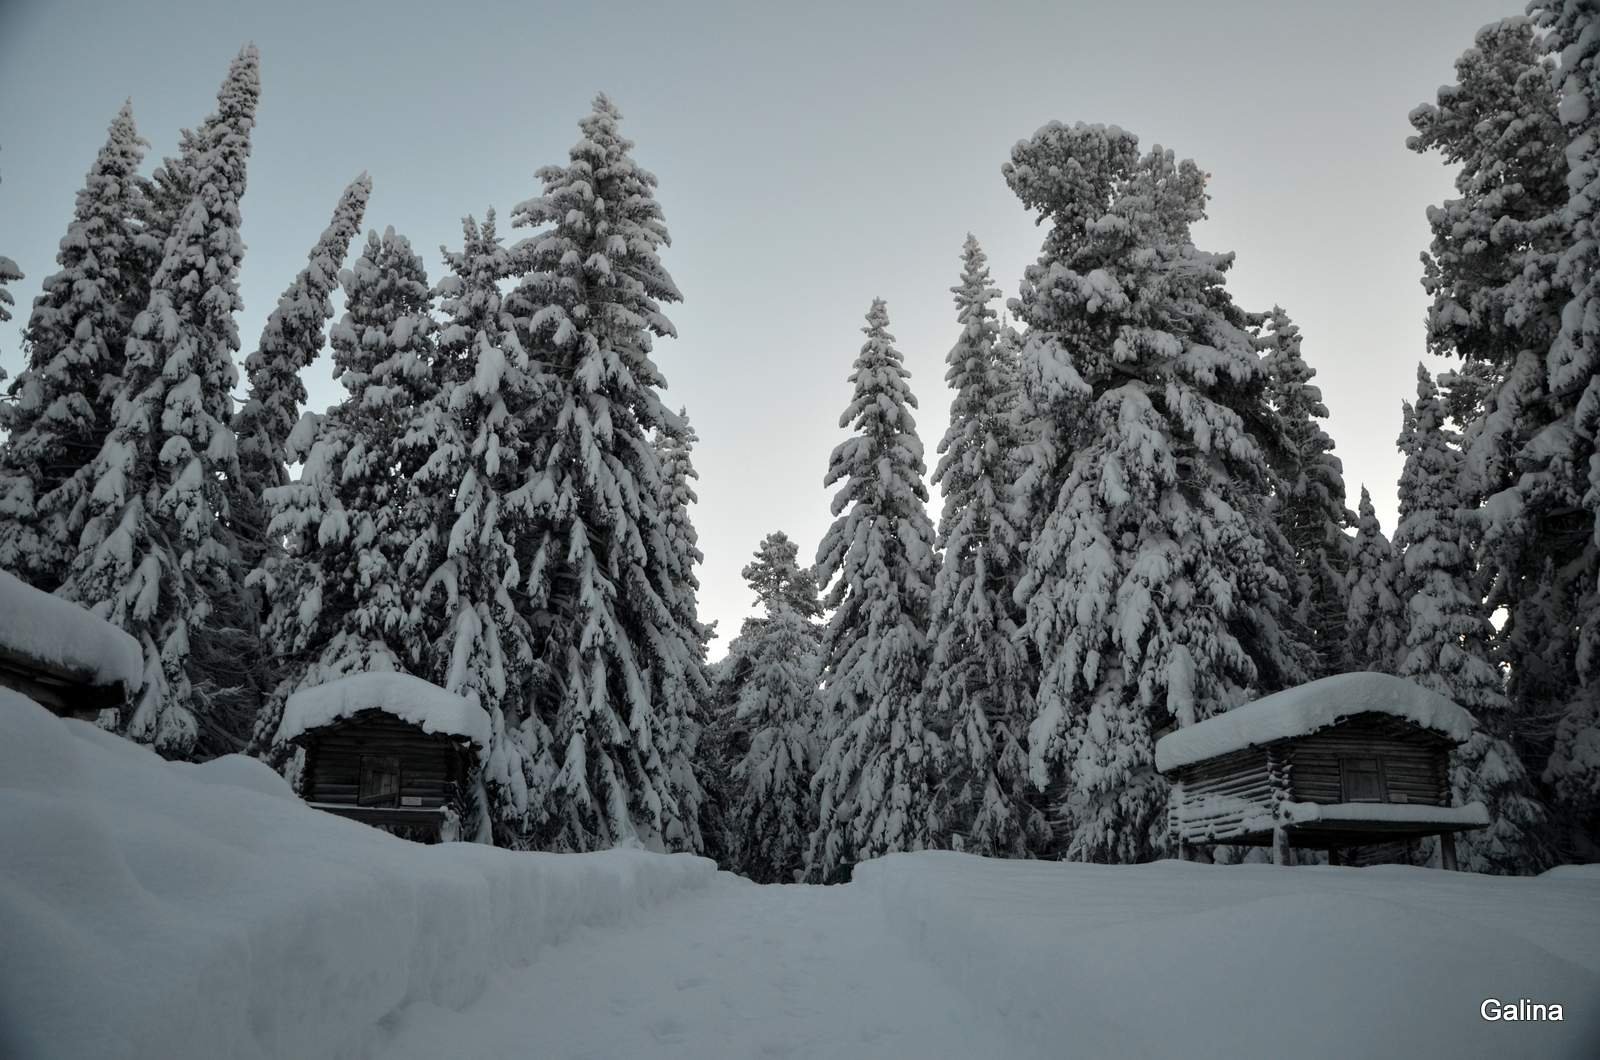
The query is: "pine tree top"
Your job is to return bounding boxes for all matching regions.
[512,93,680,359]
[9,100,146,400]
[828,298,926,495]
[330,226,437,401]
[741,531,822,618]
[237,173,370,471]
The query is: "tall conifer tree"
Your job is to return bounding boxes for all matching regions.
[507,95,704,853]
[1005,124,1304,862]
[1394,367,1549,873]
[1529,0,1600,847]
[231,175,370,571]
[404,211,556,845]
[722,531,824,883]
[252,227,442,753]
[925,236,1046,857]
[0,103,148,590]
[1344,486,1408,673]
[1258,307,1355,677]
[1413,9,1600,860]
[807,299,942,880]
[62,47,260,757]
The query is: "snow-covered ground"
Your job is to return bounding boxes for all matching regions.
[3,693,1596,1059]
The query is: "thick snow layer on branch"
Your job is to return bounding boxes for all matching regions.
[278,672,491,750]
[1155,672,1476,772]
[0,692,715,1060]
[1281,801,1489,826]
[858,852,1600,1060]
[0,568,142,689]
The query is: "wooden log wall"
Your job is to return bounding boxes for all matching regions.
[1286,713,1449,806]
[303,711,470,809]
[1170,746,1278,843]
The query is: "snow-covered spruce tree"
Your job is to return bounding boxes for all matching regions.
[709,528,826,861]
[1344,486,1408,673]
[807,299,942,881]
[400,210,557,846]
[61,47,260,758]
[1527,0,1600,849]
[651,407,719,848]
[1257,307,1355,678]
[1005,127,1142,565]
[507,94,704,853]
[1394,366,1549,873]
[1409,17,1583,846]
[924,235,1047,858]
[0,103,148,591]
[230,174,370,574]
[251,227,441,757]
[136,50,270,330]
[1004,124,1305,863]
[653,408,715,652]
[718,531,825,882]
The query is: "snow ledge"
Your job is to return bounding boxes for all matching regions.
[1155,672,1476,772]
[277,671,491,751]
[1281,800,1490,827]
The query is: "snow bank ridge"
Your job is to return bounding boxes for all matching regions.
[0,691,715,1060]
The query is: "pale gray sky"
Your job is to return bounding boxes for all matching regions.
[0,0,1511,655]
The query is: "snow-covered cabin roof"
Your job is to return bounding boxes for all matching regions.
[277,672,490,752]
[0,568,143,690]
[1154,672,1475,773]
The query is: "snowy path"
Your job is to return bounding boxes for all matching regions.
[376,874,1029,1060]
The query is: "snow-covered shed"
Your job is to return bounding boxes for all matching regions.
[277,672,488,842]
[0,568,142,721]
[1154,672,1489,868]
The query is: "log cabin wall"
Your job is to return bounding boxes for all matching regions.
[1170,746,1279,843]
[302,711,469,809]
[1285,713,1450,807]
[0,654,125,720]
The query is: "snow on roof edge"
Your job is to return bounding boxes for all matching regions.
[0,568,143,691]
[277,672,491,752]
[1154,672,1476,773]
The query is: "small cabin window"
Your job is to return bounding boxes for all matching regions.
[1340,756,1386,803]
[358,755,401,807]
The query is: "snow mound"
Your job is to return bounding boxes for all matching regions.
[0,567,143,691]
[278,671,490,751]
[0,691,715,1060]
[1155,671,1476,772]
[858,851,1600,1060]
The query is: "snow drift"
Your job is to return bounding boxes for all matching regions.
[858,852,1600,1060]
[0,691,715,1060]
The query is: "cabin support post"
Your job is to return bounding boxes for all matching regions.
[1327,847,1340,867]
[1437,832,1458,871]
[1271,825,1294,866]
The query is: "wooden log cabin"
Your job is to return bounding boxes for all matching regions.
[1154,672,1489,868]
[276,672,488,843]
[0,568,142,722]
